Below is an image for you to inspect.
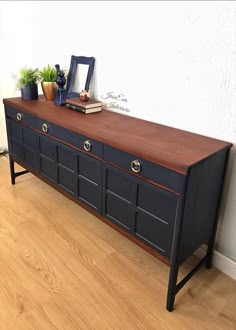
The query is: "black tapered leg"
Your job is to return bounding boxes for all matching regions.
[9,156,15,185]
[205,149,230,269]
[166,263,179,311]
[206,236,215,269]
[9,156,29,184]
[166,176,188,312]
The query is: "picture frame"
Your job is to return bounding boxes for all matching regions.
[66,55,95,99]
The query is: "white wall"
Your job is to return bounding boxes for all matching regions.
[0,1,236,260]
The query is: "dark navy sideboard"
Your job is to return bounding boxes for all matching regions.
[3,97,232,311]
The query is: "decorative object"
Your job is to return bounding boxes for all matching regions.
[39,64,57,101]
[66,55,95,99]
[16,67,39,100]
[54,64,67,106]
[79,90,90,102]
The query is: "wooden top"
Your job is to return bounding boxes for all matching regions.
[3,97,232,174]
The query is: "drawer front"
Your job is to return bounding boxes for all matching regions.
[104,145,185,193]
[5,105,36,128]
[36,118,103,158]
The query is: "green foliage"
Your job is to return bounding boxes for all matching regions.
[16,67,39,89]
[39,64,57,82]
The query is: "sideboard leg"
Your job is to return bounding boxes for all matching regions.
[9,156,16,185]
[205,148,231,269]
[166,263,179,311]
[9,156,29,185]
[205,238,214,269]
[166,176,188,312]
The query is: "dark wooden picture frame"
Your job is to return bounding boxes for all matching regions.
[66,55,95,99]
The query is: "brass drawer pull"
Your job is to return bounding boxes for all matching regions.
[83,140,92,152]
[42,123,49,133]
[131,160,141,173]
[16,113,23,121]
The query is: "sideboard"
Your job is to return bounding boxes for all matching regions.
[3,97,232,311]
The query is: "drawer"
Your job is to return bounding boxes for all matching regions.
[36,118,103,158]
[5,105,36,128]
[104,145,185,193]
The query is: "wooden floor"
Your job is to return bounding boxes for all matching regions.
[0,155,236,330]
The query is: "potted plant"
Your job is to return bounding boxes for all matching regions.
[16,67,39,100]
[39,64,57,101]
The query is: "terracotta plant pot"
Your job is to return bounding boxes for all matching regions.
[41,82,57,101]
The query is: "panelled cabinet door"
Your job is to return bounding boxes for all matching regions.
[39,135,58,183]
[57,143,77,195]
[39,135,78,195]
[8,120,24,162]
[103,164,177,258]
[135,182,177,257]
[103,165,137,231]
[38,132,103,211]
[22,126,39,171]
[77,152,103,213]
[8,119,39,171]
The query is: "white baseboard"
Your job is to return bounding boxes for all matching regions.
[194,245,236,280]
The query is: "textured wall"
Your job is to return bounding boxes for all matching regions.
[0,1,235,259]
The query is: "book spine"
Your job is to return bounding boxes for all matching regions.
[66,104,86,113]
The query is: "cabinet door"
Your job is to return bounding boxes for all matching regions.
[7,119,39,171]
[38,134,102,207]
[57,143,77,195]
[22,126,39,171]
[136,182,177,257]
[103,164,177,258]
[103,165,137,231]
[77,153,102,213]
[7,120,24,162]
[39,135,58,183]
[39,135,77,195]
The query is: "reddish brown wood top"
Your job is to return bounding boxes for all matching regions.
[3,97,232,174]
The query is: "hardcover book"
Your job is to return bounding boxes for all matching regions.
[66,97,102,109]
[66,103,102,114]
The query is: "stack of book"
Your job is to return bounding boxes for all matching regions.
[65,97,102,114]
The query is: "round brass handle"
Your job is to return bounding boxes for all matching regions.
[131,160,141,173]
[83,140,92,152]
[42,123,49,133]
[16,113,23,121]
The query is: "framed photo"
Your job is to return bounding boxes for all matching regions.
[66,55,95,99]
